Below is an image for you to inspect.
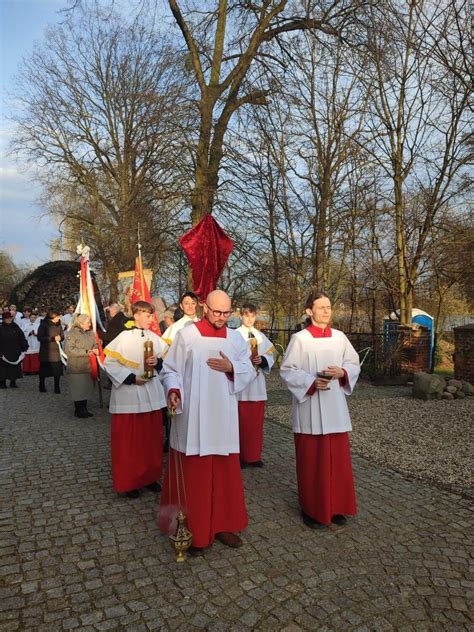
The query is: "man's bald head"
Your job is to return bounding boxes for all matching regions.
[204,289,232,329]
[206,290,231,309]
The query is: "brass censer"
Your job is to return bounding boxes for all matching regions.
[169,511,193,562]
[143,340,154,379]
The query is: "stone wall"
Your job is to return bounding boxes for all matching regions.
[453,324,474,383]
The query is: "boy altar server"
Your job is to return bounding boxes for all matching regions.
[280,291,360,528]
[236,303,274,468]
[22,311,41,374]
[104,301,168,498]
[161,291,199,347]
[159,290,255,553]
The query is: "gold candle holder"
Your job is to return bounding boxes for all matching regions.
[169,511,193,562]
[143,340,154,379]
[249,337,259,375]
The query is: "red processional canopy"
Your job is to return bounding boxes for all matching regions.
[179,215,234,301]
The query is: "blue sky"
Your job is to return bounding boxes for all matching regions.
[1,0,69,267]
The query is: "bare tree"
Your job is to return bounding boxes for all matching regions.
[166,0,369,226]
[362,0,471,324]
[12,6,189,297]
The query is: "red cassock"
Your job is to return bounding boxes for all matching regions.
[23,353,40,374]
[111,410,163,492]
[294,432,356,524]
[238,401,266,463]
[160,449,248,548]
[159,319,249,548]
[294,324,357,525]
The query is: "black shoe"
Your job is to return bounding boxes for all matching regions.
[251,460,264,468]
[74,410,90,418]
[145,482,161,493]
[10,381,18,388]
[39,386,46,392]
[125,489,140,499]
[0,382,7,389]
[301,511,324,529]
[332,514,347,526]
[54,388,61,394]
[188,546,205,557]
[239,458,249,469]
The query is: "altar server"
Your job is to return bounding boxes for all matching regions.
[280,291,360,528]
[21,311,40,374]
[161,291,199,347]
[236,303,274,468]
[159,290,255,553]
[104,301,168,498]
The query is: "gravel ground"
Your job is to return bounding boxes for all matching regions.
[266,373,474,498]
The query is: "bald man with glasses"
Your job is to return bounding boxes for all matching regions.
[159,290,255,555]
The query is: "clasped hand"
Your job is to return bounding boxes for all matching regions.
[315,365,344,390]
[135,355,158,386]
[145,354,158,367]
[324,365,344,379]
[207,351,233,373]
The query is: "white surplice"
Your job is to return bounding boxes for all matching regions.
[280,328,360,435]
[235,325,275,402]
[160,324,255,456]
[161,315,198,346]
[22,320,40,354]
[103,328,168,414]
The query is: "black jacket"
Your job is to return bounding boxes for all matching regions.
[0,322,28,361]
[99,312,129,346]
[37,318,64,362]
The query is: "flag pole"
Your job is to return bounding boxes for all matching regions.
[137,222,146,299]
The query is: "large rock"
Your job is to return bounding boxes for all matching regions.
[441,391,455,400]
[461,381,474,396]
[412,372,446,400]
[446,386,458,394]
[455,390,466,399]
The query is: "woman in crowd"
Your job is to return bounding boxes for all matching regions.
[37,308,64,393]
[0,311,28,388]
[65,314,99,418]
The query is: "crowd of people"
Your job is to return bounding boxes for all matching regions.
[0,290,360,556]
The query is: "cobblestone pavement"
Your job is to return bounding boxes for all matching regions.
[1,376,473,631]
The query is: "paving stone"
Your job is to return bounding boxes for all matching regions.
[1,377,472,630]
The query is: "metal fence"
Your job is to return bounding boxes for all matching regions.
[265,327,432,377]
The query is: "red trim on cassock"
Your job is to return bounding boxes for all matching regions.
[23,353,40,373]
[306,324,332,338]
[195,319,234,379]
[238,401,265,463]
[294,432,357,525]
[159,449,248,548]
[195,319,227,338]
[339,368,348,387]
[111,410,163,492]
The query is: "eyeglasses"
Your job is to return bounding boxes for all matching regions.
[205,303,232,318]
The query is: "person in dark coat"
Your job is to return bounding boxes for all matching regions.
[0,311,28,388]
[99,303,129,345]
[37,308,64,393]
